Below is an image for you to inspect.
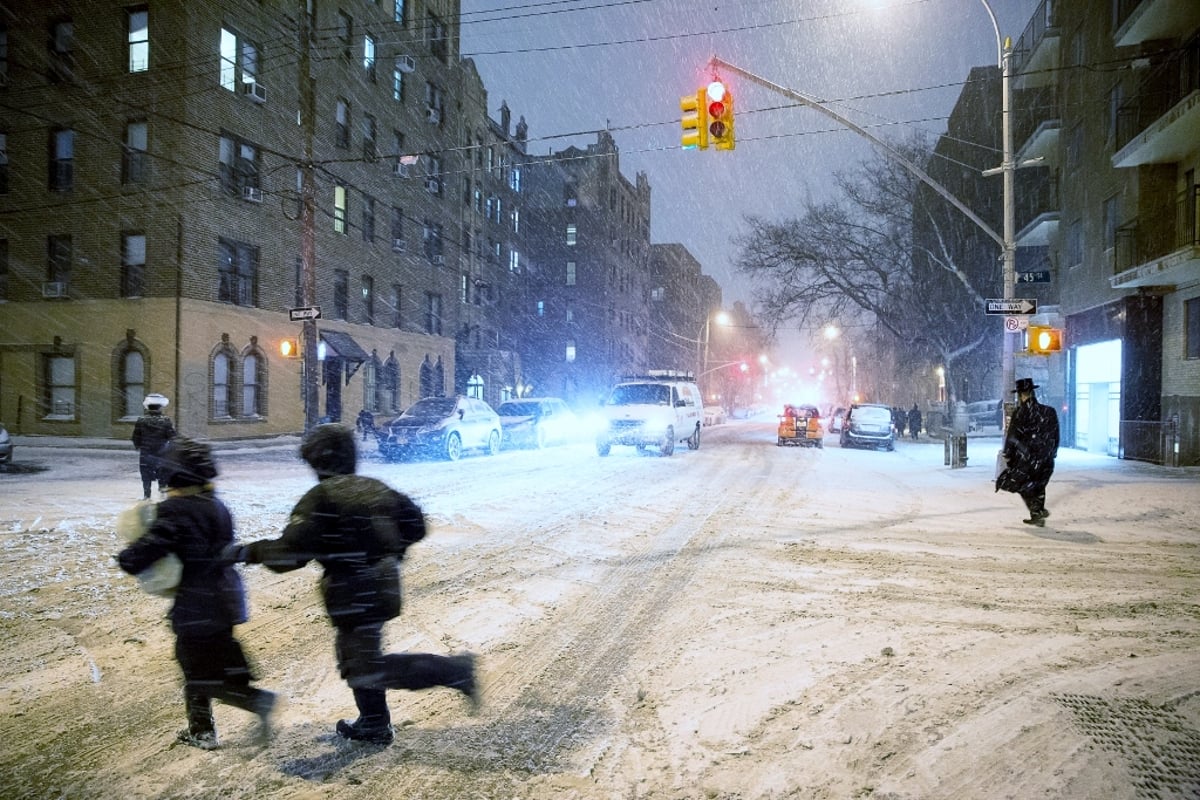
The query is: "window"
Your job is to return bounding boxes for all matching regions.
[49,19,75,81]
[212,350,233,418]
[383,354,400,412]
[363,34,375,80]
[50,129,74,192]
[363,358,378,412]
[334,185,347,233]
[511,206,520,234]
[362,114,376,161]
[536,300,544,316]
[0,24,8,81]
[219,28,258,92]
[127,8,148,72]
[392,129,406,172]
[392,59,405,102]
[362,195,375,242]
[459,273,468,304]
[390,206,404,249]
[1186,297,1200,360]
[0,238,7,300]
[119,348,145,418]
[510,166,521,193]
[566,224,577,246]
[217,238,257,306]
[425,293,442,335]
[45,354,76,419]
[48,234,72,284]
[509,249,520,273]
[427,11,448,62]
[1107,84,1122,144]
[241,352,263,416]
[218,133,259,195]
[335,99,350,148]
[123,121,147,184]
[565,339,576,363]
[565,300,574,322]
[391,284,403,328]
[121,232,146,297]
[362,275,375,324]
[0,133,8,194]
[334,270,349,319]
[565,261,576,286]
[338,12,353,59]
[422,220,443,261]
[394,0,406,24]
[425,82,444,122]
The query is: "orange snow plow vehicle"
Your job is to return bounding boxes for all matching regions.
[777,404,823,448]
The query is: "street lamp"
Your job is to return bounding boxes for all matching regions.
[699,311,731,393]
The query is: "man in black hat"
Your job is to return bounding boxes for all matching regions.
[997,378,1059,526]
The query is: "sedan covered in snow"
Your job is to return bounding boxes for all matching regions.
[378,396,502,462]
[496,397,579,450]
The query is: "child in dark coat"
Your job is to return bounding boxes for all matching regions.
[118,437,276,750]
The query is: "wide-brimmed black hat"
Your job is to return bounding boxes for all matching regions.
[1012,377,1039,394]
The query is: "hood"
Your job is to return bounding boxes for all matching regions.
[300,423,358,476]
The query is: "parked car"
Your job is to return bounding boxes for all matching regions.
[967,399,1004,432]
[0,422,12,463]
[839,403,896,451]
[496,397,579,449]
[378,396,501,462]
[827,406,848,434]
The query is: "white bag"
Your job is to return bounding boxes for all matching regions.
[117,500,182,597]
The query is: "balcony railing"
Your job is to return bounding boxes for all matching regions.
[1113,186,1200,274]
[1116,35,1200,151]
[1012,0,1057,81]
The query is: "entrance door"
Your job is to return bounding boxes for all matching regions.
[324,359,343,422]
[1073,339,1121,456]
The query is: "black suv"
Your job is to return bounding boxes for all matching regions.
[839,403,895,451]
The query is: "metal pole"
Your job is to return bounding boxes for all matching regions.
[299,1,320,432]
[1000,36,1016,398]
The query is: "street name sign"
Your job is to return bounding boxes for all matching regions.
[985,298,1036,315]
[289,306,322,321]
[1016,270,1051,284]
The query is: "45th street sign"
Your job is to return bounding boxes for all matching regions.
[985,298,1037,315]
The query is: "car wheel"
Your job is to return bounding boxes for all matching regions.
[688,425,700,450]
[596,437,611,457]
[445,432,463,461]
[487,430,501,455]
[661,427,675,457]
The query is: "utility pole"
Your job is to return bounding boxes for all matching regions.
[299,0,319,431]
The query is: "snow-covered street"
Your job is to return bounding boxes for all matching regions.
[2,420,1198,799]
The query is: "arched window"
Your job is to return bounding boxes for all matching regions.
[363,355,379,412]
[120,348,145,418]
[419,356,434,398]
[433,356,445,397]
[241,351,263,417]
[212,349,235,418]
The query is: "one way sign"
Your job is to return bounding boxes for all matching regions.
[985,298,1037,315]
[289,306,322,321]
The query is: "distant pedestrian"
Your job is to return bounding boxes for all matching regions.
[893,407,907,437]
[117,437,276,750]
[355,408,376,442]
[132,393,176,499]
[996,378,1059,527]
[227,424,478,746]
[907,405,922,440]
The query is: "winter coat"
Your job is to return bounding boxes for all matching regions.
[132,412,176,455]
[118,490,247,637]
[1001,397,1059,492]
[242,475,426,629]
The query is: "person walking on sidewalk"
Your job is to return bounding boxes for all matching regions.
[226,423,478,746]
[907,404,922,440]
[117,437,276,750]
[132,393,176,499]
[997,378,1060,527]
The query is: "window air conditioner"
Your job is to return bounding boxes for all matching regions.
[392,238,406,252]
[242,81,266,104]
[425,106,441,124]
[42,281,67,298]
[393,161,411,177]
[396,54,416,73]
[424,178,440,194]
[242,186,263,203]
[432,255,445,265]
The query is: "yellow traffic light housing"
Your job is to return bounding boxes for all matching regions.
[280,338,300,358]
[706,80,735,151]
[680,89,709,150]
[1027,326,1063,354]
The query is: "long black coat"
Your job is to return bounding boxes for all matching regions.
[1002,397,1060,492]
[243,475,426,629]
[118,490,247,637]
[132,412,176,455]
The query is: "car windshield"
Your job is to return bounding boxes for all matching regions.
[497,402,539,416]
[402,398,458,419]
[607,384,671,406]
[852,406,892,424]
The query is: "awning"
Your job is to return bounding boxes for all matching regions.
[320,330,370,384]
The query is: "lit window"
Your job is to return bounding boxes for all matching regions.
[127,8,148,72]
[565,261,576,286]
[565,340,576,363]
[566,224,577,246]
[334,185,347,234]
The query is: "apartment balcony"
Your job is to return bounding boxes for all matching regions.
[1114,0,1200,48]
[1012,0,1060,91]
[1111,185,1200,288]
[1014,87,1060,167]
[1113,35,1200,167]
[1013,171,1059,247]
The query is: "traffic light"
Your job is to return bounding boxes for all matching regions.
[680,89,709,150]
[1027,326,1063,354]
[280,338,300,358]
[706,80,735,151]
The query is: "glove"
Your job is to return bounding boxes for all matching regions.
[219,543,248,564]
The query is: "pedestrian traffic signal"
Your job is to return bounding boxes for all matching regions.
[680,89,709,150]
[1027,326,1063,354]
[280,338,300,358]
[706,80,735,151]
